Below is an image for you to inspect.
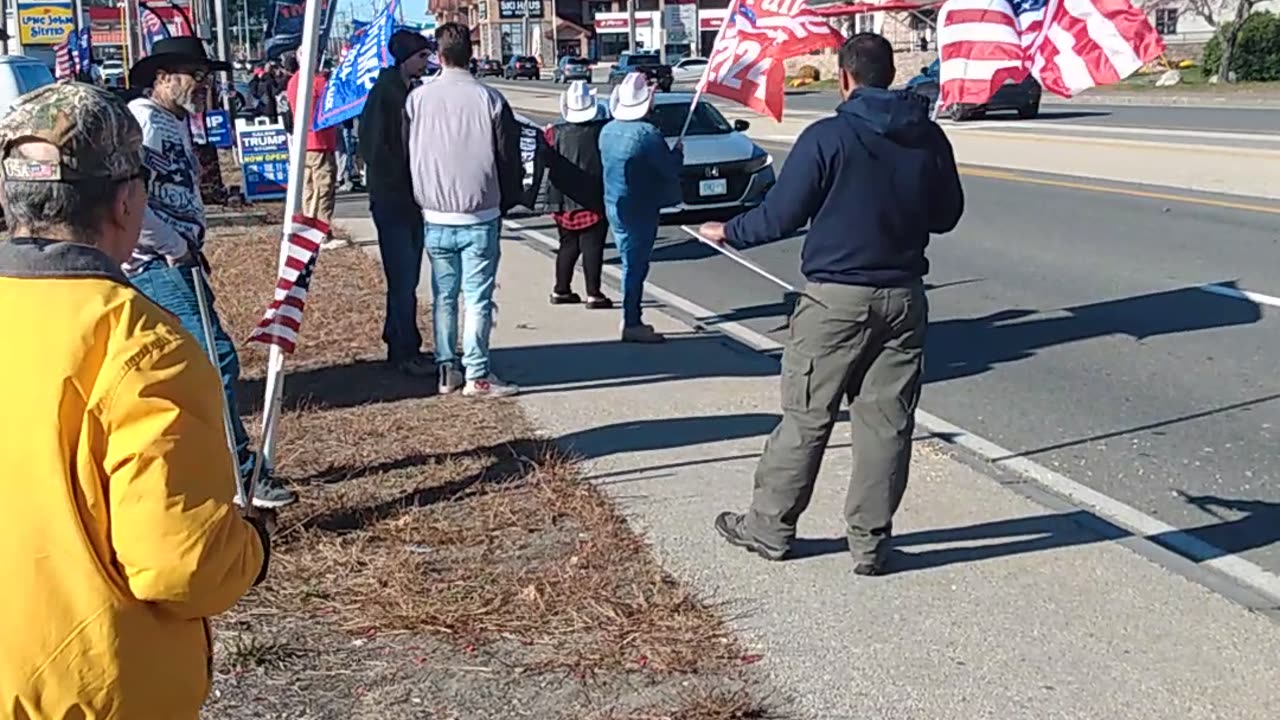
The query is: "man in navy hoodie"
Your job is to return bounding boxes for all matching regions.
[699,33,964,575]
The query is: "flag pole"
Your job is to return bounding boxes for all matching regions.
[192,265,250,507]
[257,0,329,474]
[677,0,736,142]
[680,225,797,293]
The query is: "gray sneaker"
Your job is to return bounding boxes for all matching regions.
[437,363,464,395]
[621,323,665,344]
[251,477,298,509]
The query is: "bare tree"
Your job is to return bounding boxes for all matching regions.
[1137,0,1227,28]
[1217,0,1261,82]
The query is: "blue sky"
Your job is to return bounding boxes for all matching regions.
[336,0,429,24]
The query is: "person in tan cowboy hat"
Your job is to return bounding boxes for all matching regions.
[0,81,269,720]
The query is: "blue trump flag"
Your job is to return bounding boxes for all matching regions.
[313,0,400,130]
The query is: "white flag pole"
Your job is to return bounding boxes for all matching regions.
[677,0,736,142]
[192,264,250,507]
[257,0,330,476]
[680,225,797,293]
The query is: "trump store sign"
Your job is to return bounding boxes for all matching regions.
[17,0,75,45]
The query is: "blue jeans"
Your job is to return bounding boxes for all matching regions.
[607,215,657,328]
[372,199,425,362]
[425,219,501,381]
[129,261,257,480]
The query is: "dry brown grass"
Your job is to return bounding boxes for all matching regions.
[200,224,780,719]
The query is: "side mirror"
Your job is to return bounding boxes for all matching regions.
[921,66,930,75]
[733,119,750,132]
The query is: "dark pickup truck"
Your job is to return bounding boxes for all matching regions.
[607,52,673,92]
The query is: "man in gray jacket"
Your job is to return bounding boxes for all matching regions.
[406,22,523,397]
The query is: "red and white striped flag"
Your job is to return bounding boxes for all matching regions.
[700,0,845,121]
[54,40,75,81]
[247,215,328,353]
[937,0,1163,109]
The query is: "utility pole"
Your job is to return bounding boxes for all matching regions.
[627,0,635,53]
[657,0,665,63]
[521,0,529,56]
[550,0,557,64]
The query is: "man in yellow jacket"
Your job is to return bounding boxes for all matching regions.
[0,83,270,718]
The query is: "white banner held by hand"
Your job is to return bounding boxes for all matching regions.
[681,225,798,293]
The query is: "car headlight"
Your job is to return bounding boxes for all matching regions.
[744,146,773,174]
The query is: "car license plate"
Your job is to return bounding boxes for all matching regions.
[699,179,727,196]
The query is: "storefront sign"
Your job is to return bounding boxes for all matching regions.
[17,0,75,45]
[498,0,543,19]
[664,0,697,44]
[594,15,653,32]
[236,119,290,201]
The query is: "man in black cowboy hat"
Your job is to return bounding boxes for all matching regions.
[124,36,299,510]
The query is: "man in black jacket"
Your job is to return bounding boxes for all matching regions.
[359,29,434,377]
[699,33,964,575]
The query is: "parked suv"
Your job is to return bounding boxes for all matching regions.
[905,59,1041,120]
[503,55,540,80]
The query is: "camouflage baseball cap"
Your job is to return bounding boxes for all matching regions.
[0,82,142,183]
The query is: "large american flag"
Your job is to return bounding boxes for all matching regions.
[937,0,1164,108]
[247,215,328,354]
[700,0,845,121]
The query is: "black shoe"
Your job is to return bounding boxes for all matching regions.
[585,295,614,309]
[850,544,890,576]
[550,291,582,305]
[394,355,435,378]
[714,512,787,561]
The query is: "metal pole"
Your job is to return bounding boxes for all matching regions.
[627,0,635,53]
[681,227,797,293]
[121,0,135,84]
[192,265,251,508]
[213,0,233,112]
[550,0,557,64]
[522,0,529,57]
[1,0,11,55]
[259,0,333,470]
[657,0,665,63]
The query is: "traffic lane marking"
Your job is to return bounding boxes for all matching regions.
[951,121,1280,143]
[955,166,1280,215]
[944,128,1280,158]
[504,219,1280,607]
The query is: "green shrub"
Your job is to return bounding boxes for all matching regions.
[1202,11,1280,82]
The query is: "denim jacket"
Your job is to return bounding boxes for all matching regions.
[598,118,684,223]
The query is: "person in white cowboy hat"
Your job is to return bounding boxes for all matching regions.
[543,79,613,309]
[598,71,684,343]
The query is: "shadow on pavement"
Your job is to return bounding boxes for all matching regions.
[492,334,777,395]
[557,413,784,460]
[925,282,1263,384]
[237,358,433,414]
[786,494,1280,573]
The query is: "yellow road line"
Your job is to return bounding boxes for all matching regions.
[959,166,1280,215]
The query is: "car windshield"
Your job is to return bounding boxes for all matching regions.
[566,57,589,66]
[627,54,661,66]
[648,101,732,137]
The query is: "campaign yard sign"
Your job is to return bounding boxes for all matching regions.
[314,0,399,130]
[237,120,290,201]
[205,110,233,149]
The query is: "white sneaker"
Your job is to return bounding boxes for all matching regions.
[437,363,464,395]
[462,374,520,397]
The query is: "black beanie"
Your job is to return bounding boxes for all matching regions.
[389,30,431,66]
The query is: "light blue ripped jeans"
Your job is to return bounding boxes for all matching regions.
[425,218,501,381]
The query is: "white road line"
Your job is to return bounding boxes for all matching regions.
[505,219,1280,604]
[1198,283,1280,309]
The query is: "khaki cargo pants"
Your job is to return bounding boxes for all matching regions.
[744,281,928,561]
[302,150,337,228]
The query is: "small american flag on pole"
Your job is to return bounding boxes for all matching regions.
[247,215,329,353]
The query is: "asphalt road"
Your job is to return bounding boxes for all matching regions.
[497,77,1280,137]
[511,104,1280,577]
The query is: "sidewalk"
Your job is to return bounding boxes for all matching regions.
[332,202,1280,718]
[488,227,1280,719]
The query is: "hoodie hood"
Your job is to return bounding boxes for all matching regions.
[836,87,934,144]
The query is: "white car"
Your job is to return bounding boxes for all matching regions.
[670,57,708,85]
[100,59,125,88]
[514,92,775,218]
